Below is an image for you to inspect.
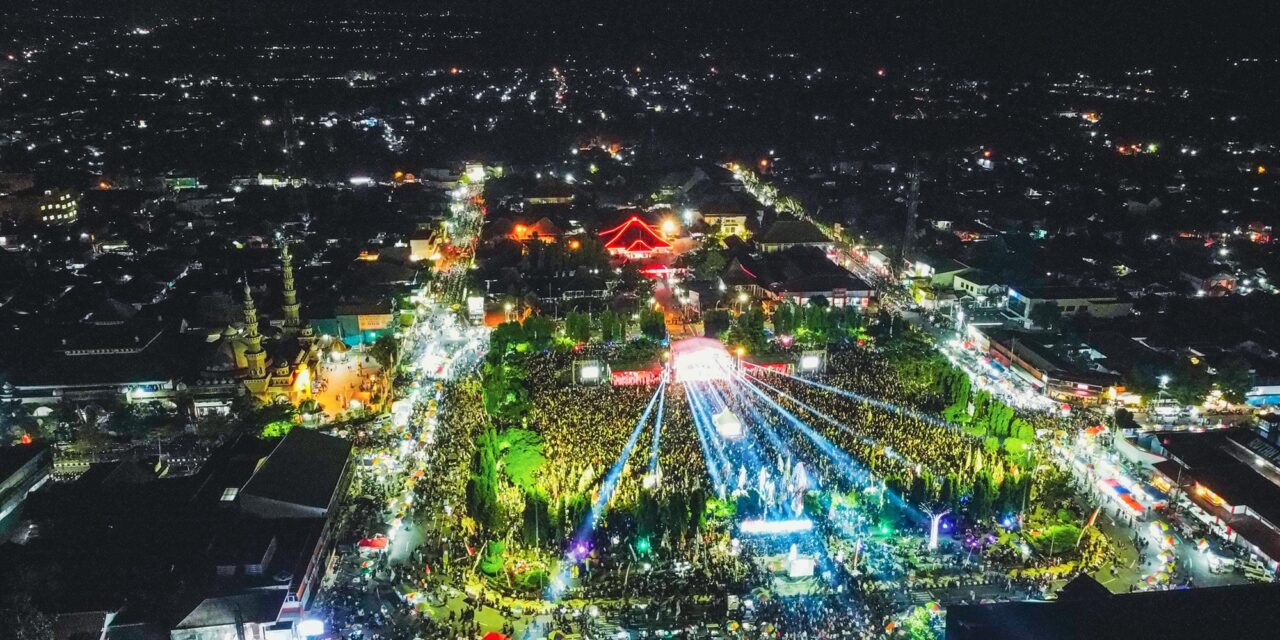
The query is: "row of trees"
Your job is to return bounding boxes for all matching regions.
[1125,355,1253,406]
[873,325,1054,519]
[560,308,665,345]
[472,314,555,539]
[770,299,865,344]
[717,299,868,354]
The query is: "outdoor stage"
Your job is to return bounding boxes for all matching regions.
[670,337,734,383]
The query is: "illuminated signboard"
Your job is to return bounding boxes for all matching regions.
[466,296,485,323]
[357,314,392,331]
[611,369,662,386]
[742,361,789,374]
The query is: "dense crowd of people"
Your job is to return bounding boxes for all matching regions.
[317,336,1088,639]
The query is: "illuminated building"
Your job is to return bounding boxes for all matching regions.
[281,244,302,334]
[598,216,673,259]
[1153,428,1280,571]
[199,244,319,404]
[701,212,749,238]
[1003,286,1133,330]
[523,181,575,206]
[502,217,563,243]
[0,187,80,226]
[972,327,1120,405]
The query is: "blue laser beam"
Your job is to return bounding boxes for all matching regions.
[545,379,666,602]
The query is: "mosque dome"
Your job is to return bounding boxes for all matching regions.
[203,326,249,374]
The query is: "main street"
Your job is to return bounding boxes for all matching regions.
[313,178,491,638]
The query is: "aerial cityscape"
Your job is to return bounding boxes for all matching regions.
[2,2,1280,639]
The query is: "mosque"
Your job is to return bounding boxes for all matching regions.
[199,244,321,404]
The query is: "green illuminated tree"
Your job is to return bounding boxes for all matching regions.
[466,427,501,531]
[522,314,556,350]
[771,302,798,336]
[489,321,528,360]
[600,309,624,342]
[260,420,293,438]
[497,427,546,493]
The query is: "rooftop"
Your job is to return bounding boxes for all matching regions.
[0,442,50,480]
[1156,428,1280,529]
[947,575,1280,640]
[239,428,352,517]
[1009,285,1123,301]
[755,219,830,246]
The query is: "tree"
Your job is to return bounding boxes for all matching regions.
[802,302,831,342]
[771,303,798,336]
[521,492,552,546]
[1124,360,1165,399]
[983,437,1001,454]
[369,333,401,373]
[1012,419,1035,441]
[1169,359,1211,406]
[490,321,528,359]
[940,472,960,507]
[0,593,54,640]
[1028,302,1061,329]
[1114,408,1139,430]
[600,310,624,343]
[639,308,667,341]
[725,304,768,353]
[690,246,727,280]
[970,472,995,520]
[479,540,506,576]
[901,605,942,640]
[689,487,708,532]
[564,310,594,343]
[1215,355,1253,404]
[196,412,240,439]
[498,428,546,493]
[703,309,731,337]
[466,428,501,530]
[260,420,293,438]
[1002,438,1032,471]
[619,262,647,295]
[481,362,530,425]
[522,315,556,350]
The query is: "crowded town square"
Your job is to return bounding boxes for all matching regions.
[306,297,1260,640]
